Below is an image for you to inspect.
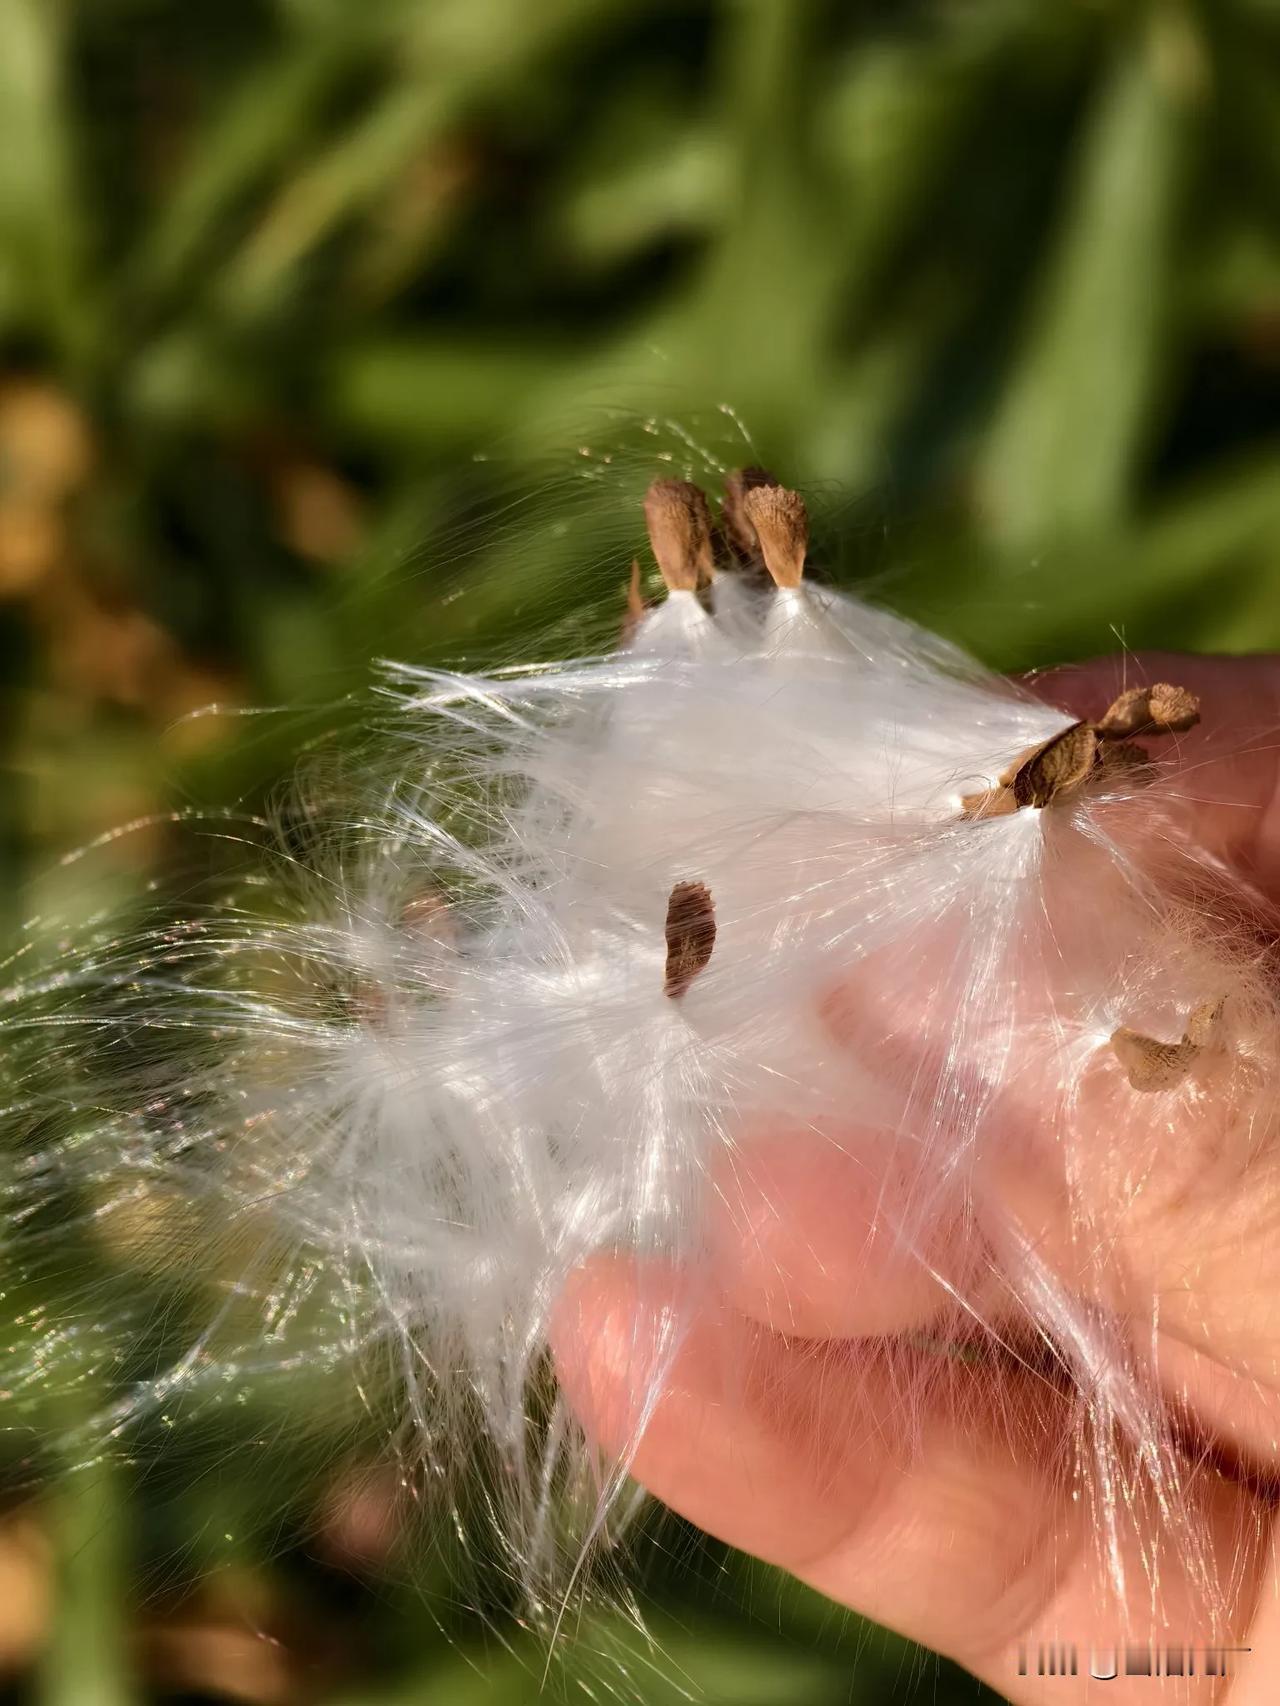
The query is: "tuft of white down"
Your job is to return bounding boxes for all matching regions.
[5,566,1276,1616]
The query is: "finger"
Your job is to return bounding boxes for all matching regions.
[708,906,1021,1343]
[985,1007,1280,1466]
[706,1121,974,1337]
[552,1254,1064,1644]
[552,1256,1270,1706]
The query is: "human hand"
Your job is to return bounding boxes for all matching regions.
[553,653,1280,1704]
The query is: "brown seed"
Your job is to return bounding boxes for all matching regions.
[644,479,714,592]
[1183,996,1226,1049]
[1095,688,1151,739]
[1096,739,1154,782]
[621,558,648,641]
[742,484,808,588]
[1110,996,1228,1090]
[1148,683,1201,733]
[626,558,645,612]
[664,880,716,999]
[961,681,1202,822]
[963,722,1137,819]
[1110,1028,1198,1091]
[1011,723,1100,809]
[720,466,778,561]
[1095,683,1201,739]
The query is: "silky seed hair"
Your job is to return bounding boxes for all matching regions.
[2,456,1275,1631]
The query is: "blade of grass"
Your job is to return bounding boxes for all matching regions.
[211,0,635,322]
[979,13,1199,545]
[0,0,87,358]
[131,23,384,302]
[37,1460,134,1706]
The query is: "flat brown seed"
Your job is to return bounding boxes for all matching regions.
[1011,722,1100,809]
[1148,683,1201,733]
[1095,687,1152,739]
[721,466,778,561]
[742,484,808,588]
[1110,1027,1198,1092]
[1184,996,1226,1049]
[1095,683,1201,739]
[1096,739,1154,782]
[644,479,714,592]
[621,558,647,641]
[664,879,716,999]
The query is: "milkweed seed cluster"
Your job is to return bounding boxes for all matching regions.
[4,465,1275,1624]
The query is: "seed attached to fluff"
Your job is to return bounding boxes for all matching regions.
[621,558,648,641]
[664,880,716,999]
[742,483,808,588]
[1110,1030,1199,1091]
[1096,739,1153,780]
[1183,996,1226,1049]
[1095,684,1201,739]
[1110,997,1226,1091]
[961,681,1200,818]
[644,479,714,592]
[1011,723,1100,809]
[720,466,778,562]
[962,724,1099,817]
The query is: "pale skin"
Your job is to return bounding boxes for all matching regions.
[552,655,1280,1704]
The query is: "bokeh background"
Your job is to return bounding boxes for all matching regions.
[1,0,1279,1701]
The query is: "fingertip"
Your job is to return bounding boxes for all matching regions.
[549,1254,694,1458]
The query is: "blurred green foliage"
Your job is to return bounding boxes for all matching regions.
[1,0,1278,1701]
